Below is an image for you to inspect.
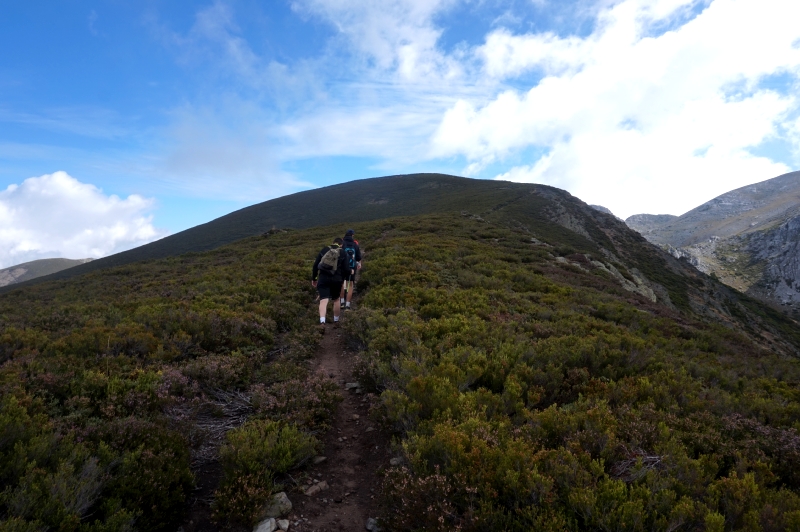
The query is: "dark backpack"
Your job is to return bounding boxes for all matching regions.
[343,240,357,270]
[318,246,341,275]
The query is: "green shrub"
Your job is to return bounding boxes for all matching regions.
[219,420,317,477]
[213,421,317,525]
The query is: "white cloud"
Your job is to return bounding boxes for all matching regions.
[292,0,462,82]
[0,172,164,268]
[430,0,800,217]
[144,0,800,217]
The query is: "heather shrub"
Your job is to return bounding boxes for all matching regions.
[181,352,252,390]
[211,472,275,526]
[250,375,340,429]
[219,420,317,476]
[342,216,800,529]
[0,226,332,530]
[213,420,317,524]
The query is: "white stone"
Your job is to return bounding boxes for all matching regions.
[261,492,292,518]
[277,519,290,531]
[253,517,276,532]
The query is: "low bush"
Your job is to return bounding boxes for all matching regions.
[344,215,800,530]
[0,228,324,530]
[213,420,317,525]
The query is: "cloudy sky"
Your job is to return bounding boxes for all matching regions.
[1,0,799,267]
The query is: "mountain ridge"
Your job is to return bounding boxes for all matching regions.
[624,170,800,311]
[4,174,609,289]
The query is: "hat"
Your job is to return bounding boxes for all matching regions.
[345,229,355,235]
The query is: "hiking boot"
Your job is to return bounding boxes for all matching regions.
[318,323,326,335]
[345,305,352,311]
[333,321,340,329]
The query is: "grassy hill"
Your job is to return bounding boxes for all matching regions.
[0,258,92,287]
[13,173,799,349]
[5,173,642,289]
[2,175,800,530]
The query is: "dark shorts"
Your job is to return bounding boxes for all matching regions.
[343,270,357,283]
[317,277,343,300]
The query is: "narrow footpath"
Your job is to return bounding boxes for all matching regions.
[287,321,390,532]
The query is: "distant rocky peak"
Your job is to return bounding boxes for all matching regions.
[625,214,677,235]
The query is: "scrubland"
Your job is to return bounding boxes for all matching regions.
[1,213,800,531]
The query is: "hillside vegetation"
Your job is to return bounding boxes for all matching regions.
[2,175,800,530]
[346,214,800,530]
[0,228,342,530]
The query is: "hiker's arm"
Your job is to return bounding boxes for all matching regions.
[312,250,322,281]
[356,245,362,269]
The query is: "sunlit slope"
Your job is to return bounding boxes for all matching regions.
[629,170,800,248]
[625,171,800,310]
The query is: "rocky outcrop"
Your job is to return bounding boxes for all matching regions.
[744,215,800,308]
[625,214,677,236]
[625,171,800,311]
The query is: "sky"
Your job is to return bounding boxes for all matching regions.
[1,0,799,267]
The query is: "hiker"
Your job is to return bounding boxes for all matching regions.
[339,228,362,310]
[312,237,349,330]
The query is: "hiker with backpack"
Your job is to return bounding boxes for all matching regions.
[339,229,362,311]
[312,237,349,330]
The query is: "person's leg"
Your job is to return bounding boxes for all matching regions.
[339,282,346,305]
[318,298,329,322]
[345,274,355,308]
[332,281,343,323]
[333,297,341,320]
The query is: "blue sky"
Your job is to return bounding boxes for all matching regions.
[1,0,799,266]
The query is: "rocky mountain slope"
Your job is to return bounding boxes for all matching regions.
[0,257,92,287]
[625,171,800,311]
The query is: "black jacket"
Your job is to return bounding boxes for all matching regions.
[342,236,362,264]
[312,244,349,282]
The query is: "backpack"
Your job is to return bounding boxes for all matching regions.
[318,246,341,275]
[343,240,357,270]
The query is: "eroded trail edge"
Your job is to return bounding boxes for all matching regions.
[288,324,388,532]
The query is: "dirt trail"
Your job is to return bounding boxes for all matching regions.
[182,316,388,532]
[288,322,389,532]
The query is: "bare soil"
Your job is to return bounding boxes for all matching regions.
[181,318,390,532]
[288,322,389,532]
